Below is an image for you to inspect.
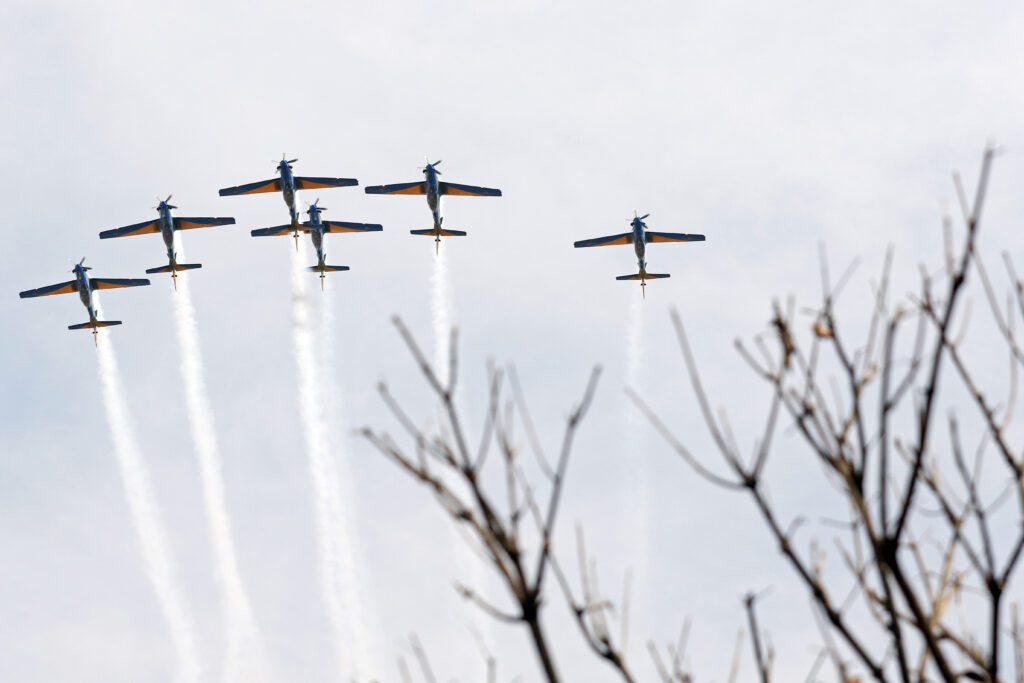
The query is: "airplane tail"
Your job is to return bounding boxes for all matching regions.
[616,272,670,280]
[146,264,202,274]
[618,271,669,298]
[308,264,349,291]
[69,320,122,330]
[410,228,467,237]
[307,265,350,272]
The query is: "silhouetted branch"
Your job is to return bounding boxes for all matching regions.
[639,147,1021,682]
[363,317,611,682]
[744,591,772,683]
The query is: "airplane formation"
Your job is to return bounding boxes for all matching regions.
[19,156,706,342]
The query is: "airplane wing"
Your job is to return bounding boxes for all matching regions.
[364,181,427,195]
[440,181,502,197]
[322,221,383,233]
[293,177,359,190]
[645,231,706,244]
[573,232,634,248]
[19,280,80,298]
[218,178,281,196]
[174,217,236,230]
[89,278,150,290]
[251,224,294,237]
[99,219,161,239]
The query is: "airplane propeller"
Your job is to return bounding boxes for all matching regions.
[69,257,91,272]
[631,210,650,221]
[153,194,177,210]
[305,199,328,214]
[275,154,298,172]
[422,157,442,174]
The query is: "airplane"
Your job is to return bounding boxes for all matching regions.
[219,155,359,249]
[98,195,235,289]
[19,259,150,345]
[573,212,705,297]
[251,199,383,289]
[364,159,501,254]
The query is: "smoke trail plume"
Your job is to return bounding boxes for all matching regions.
[429,246,491,677]
[290,245,366,680]
[171,243,265,681]
[430,246,452,378]
[625,293,649,509]
[94,306,201,683]
[623,294,650,647]
[625,296,646,425]
[318,280,378,677]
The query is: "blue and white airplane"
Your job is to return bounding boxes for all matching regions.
[98,195,235,289]
[219,155,359,249]
[19,259,150,345]
[364,159,501,253]
[574,213,705,297]
[251,199,383,289]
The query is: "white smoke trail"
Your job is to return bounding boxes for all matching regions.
[430,245,452,378]
[318,277,377,678]
[624,294,650,651]
[290,244,363,680]
[625,296,646,428]
[171,242,265,682]
[94,305,201,683]
[430,246,491,677]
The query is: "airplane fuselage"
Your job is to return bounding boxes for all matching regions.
[278,162,298,223]
[307,205,326,265]
[73,265,95,319]
[311,227,325,261]
[631,218,647,270]
[157,203,176,262]
[424,166,442,228]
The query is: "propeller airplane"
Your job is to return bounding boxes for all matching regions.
[364,158,501,254]
[19,259,150,345]
[98,195,235,289]
[573,212,705,297]
[251,199,382,289]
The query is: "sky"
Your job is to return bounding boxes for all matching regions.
[2,1,1024,681]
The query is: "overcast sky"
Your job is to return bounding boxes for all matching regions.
[2,1,1024,681]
